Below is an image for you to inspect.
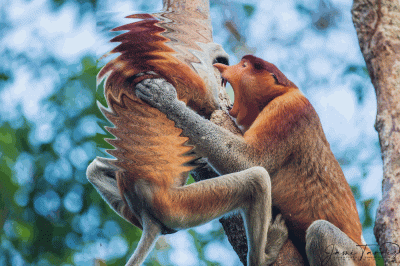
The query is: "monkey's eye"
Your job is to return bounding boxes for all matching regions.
[213,56,229,65]
[242,62,247,67]
[272,73,279,83]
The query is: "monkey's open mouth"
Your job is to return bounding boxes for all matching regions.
[221,77,228,88]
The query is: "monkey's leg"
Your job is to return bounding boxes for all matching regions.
[86,157,141,228]
[126,166,285,266]
[306,220,375,266]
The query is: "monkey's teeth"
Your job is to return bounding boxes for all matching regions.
[221,78,227,88]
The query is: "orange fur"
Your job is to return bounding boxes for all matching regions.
[214,55,375,265]
[98,13,218,227]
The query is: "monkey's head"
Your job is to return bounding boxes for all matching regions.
[214,55,297,129]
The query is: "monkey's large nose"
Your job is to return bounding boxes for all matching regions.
[213,63,228,73]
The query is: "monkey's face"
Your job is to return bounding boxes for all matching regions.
[214,60,251,118]
[214,57,280,128]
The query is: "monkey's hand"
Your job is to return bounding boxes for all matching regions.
[135,78,180,113]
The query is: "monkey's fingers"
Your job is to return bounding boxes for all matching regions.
[135,84,154,102]
[274,213,286,225]
[135,78,179,109]
[140,78,177,98]
[269,214,289,240]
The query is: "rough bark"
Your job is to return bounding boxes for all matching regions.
[161,0,305,265]
[352,0,400,264]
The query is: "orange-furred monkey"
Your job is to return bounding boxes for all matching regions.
[135,55,377,266]
[87,10,288,266]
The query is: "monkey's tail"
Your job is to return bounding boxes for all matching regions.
[125,212,162,266]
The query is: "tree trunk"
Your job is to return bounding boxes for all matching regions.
[160,0,305,265]
[352,1,400,264]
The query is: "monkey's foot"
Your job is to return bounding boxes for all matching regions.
[265,214,289,264]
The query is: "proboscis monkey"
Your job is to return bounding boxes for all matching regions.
[87,11,288,265]
[135,55,377,266]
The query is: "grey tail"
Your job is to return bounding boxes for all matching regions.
[125,212,162,266]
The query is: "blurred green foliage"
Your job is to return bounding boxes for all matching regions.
[243,4,255,18]
[0,55,144,265]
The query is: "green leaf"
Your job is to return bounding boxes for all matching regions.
[243,4,255,18]
[0,72,10,81]
[363,198,374,228]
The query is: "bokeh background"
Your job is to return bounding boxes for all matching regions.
[0,0,382,265]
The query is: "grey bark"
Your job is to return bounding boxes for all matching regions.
[161,0,305,265]
[352,0,400,264]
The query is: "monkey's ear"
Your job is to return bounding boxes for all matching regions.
[268,68,297,88]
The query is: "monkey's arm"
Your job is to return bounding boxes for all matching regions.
[136,79,255,175]
[136,79,290,265]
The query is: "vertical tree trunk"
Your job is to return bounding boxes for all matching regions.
[352,1,400,264]
[163,0,210,15]
[162,0,213,40]
[159,0,305,265]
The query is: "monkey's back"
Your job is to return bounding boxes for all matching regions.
[265,93,363,248]
[245,90,363,249]
[98,13,218,206]
[271,144,363,247]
